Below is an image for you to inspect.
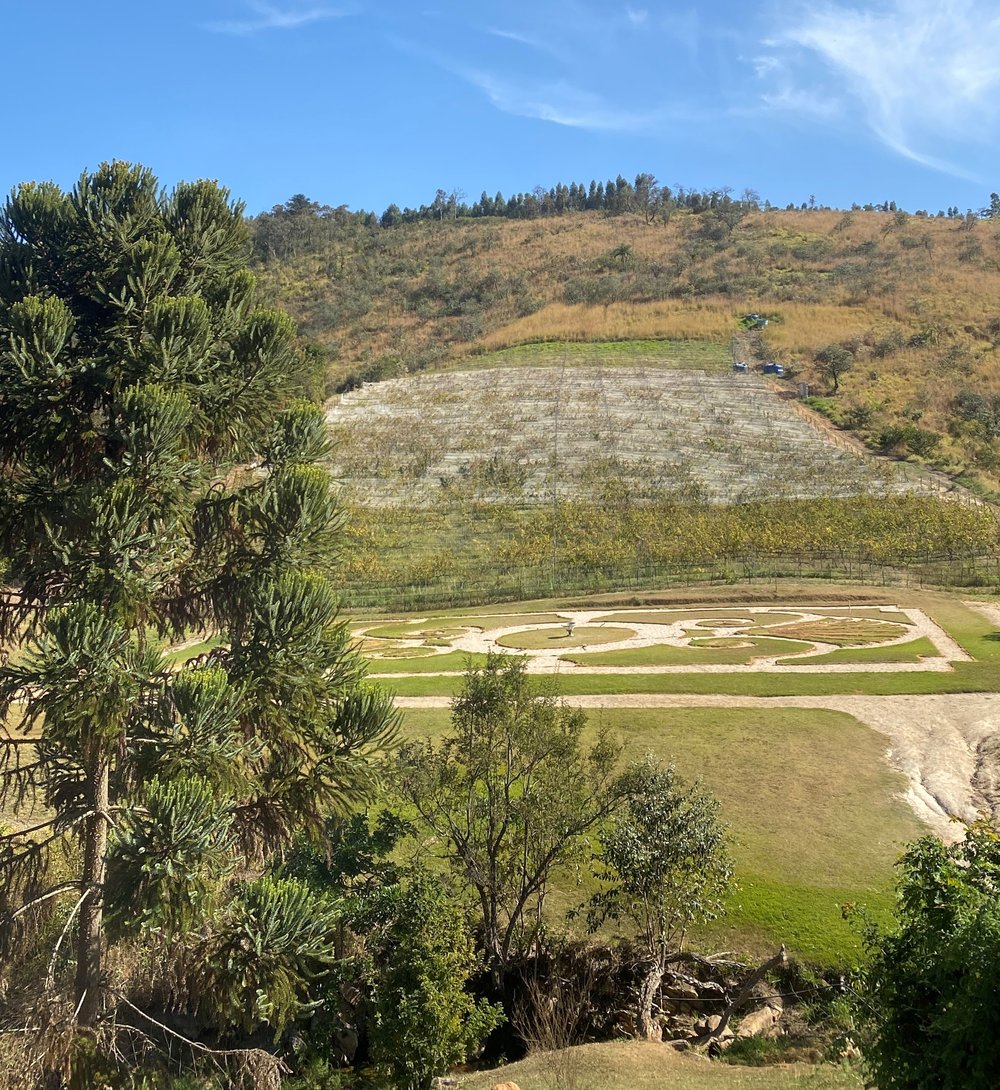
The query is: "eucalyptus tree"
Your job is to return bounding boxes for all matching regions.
[398,654,625,983]
[0,163,396,1058]
[589,758,732,1040]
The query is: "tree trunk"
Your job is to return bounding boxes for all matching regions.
[708,946,787,1042]
[75,746,109,1028]
[637,963,665,1041]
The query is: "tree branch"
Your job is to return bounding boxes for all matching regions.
[47,888,91,986]
[8,880,82,919]
[707,946,788,1041]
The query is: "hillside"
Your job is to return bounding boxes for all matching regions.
[254,204,1000,497]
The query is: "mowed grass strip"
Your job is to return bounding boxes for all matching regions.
[458,1040,862,1090]
[562,637,810,667]
[381,660,1000,696]
[917,596,1000,660]
[362,623,468,640]
[601,610,765,625]
[452,337,730,371]
[497,625,634,650]
[357,613,568,639]
[368,650,490,674]
[163,635,225,665]
[399,705,919,965]
[778,637,938,666]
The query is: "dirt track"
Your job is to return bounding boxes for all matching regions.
[394,692,1000,841]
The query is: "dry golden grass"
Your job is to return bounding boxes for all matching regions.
[480,299,741,349]
[458,1032,861,1090]
[262,204,1000,488]
[752,618,909,646]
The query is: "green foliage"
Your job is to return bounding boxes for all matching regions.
[857,820,1000,1089]
[284,809,411,898]
[363,872,504,1090]
[815,344,854,393]
[717,1035,811,1066]
[0,162,398,1075]
[875,423,942,457]
[397,654,625,975]
[339,493,1000,613]
[196,876,341,1036]
[590,757,733,953]
[285,815,501,1089]
[105,775,235,938]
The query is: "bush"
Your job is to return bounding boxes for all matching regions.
[876,424,941,457]
[857,821,1000,1090]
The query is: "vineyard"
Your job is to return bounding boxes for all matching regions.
[327,352,935,507]
[325,344,1000,610]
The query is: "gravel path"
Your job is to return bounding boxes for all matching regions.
[366,605,964,675]
[393,691,1000,841]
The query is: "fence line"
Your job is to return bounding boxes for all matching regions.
[338,549,1000,612]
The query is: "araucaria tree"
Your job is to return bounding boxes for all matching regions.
[0,163,396,1077]
[589,757,732,1040]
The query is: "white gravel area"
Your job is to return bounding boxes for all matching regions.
[364,604,965,674]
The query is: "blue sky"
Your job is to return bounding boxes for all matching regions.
[5,1,1000,215]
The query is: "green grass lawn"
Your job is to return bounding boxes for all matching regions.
[562,637,811,667]
[399,705,919,966]
[778,637,938,665]
[357,612,568,639]
[450,339,730,373]
[498,625,634,650]
[368,650,490,674]
[916,595,1000,659]
[363,622,468,640]
[600,610,760,625]
[163,635,225,665]
[383,659,1000,697]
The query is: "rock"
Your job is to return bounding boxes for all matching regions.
[490,1083,522,1090]
[693,1014,733,1038]
[694,981,727,1003]
[670,1038,691,1052]
[663,983,700,1002]
[334,1026,359,1063]
[735,1003,782,1039]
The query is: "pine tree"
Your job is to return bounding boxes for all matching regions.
[0,163,396,1068]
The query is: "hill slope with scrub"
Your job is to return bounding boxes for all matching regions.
[253,197,1000,497]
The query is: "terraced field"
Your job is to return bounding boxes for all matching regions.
[328,358,929,506]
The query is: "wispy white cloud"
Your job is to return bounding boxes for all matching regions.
[487,27,545,49]
[205,1,351,35]
[484,25,567,61]
[428,4,717,135]
[461,69,660,131]
[762,0,1000,178]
